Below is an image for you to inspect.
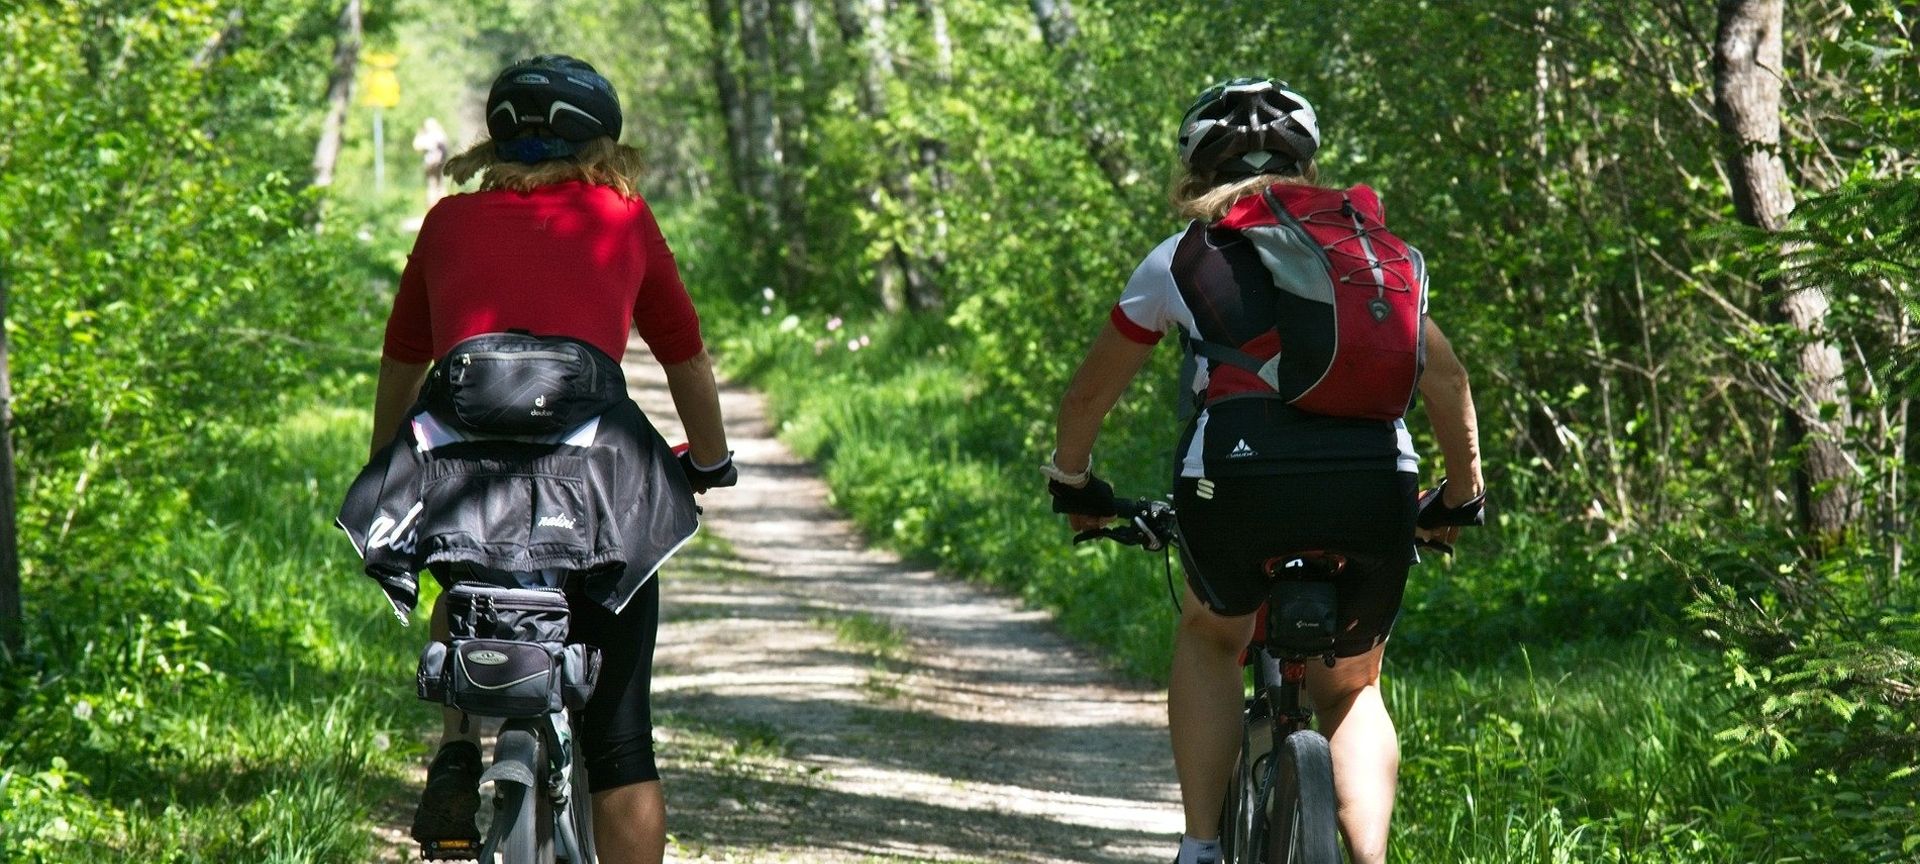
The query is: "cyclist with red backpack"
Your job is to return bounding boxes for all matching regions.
[1044,79,1484,864]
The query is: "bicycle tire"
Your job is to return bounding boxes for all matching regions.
[1266,729,1340,864]
[558,736,596,863]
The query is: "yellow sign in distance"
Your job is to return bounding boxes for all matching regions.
[360,51,400,109]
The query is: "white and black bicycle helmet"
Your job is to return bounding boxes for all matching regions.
[485,55,622,163]
[1177,78,1319,181]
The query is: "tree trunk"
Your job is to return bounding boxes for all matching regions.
[832,0,921,313]
[1028,0,1129,192]
[0,265,18,651]
[698,0,741,196]
[705,0,750,195]
[773,0,814,290]
[1713,0,1859,542]
[739,0,779,219]
[907,0,952,311]
[310,0,361,187]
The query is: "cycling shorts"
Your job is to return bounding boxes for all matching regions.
[1174,470,1417,657]
[565,574,662,792]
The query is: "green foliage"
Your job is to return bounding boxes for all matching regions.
[1,0,383,569]
[0,393,423,863]
[1686,552,1920,862]
[0,2,406,860]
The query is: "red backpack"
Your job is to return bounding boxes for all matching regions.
[1178,183,1426,421]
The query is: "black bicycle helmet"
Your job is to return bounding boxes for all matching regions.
[485,55,622,163]
[1177,78,1319,181]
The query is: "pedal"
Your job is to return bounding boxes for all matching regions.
[418,838,481,861]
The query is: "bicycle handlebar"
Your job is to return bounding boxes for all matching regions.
[1072,495,1464,556]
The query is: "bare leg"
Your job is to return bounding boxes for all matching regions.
[592,781,667,864]
[1168,584,1258,839]
[1304,642,1396,864]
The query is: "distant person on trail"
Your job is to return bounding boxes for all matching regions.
[1043,78,1484,864]
[341,54,736,864]
[412,116,450,206]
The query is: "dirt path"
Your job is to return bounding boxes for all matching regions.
[377,346,1182,862]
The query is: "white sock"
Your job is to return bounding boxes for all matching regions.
[1178,835,1223,864]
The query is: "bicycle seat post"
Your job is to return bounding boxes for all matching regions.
[1259,550,1345,732]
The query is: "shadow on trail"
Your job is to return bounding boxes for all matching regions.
[660,689,1169,806]
[665,751,1165,864]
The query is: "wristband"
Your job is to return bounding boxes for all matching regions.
[1040,450,1091,488]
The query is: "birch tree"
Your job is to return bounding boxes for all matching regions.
[1714,0,1860,542]
[310,0,361,187]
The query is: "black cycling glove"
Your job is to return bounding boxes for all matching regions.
[679,450,739,494]
[1048,472,1118,517]
[1416,478,1486,528]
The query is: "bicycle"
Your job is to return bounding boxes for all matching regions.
[1077,495,1471,864]
[415,567,600,864]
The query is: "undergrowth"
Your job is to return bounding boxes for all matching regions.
[0,378,426,863]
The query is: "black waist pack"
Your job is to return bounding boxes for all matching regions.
[416,581,601,718]
[422,332,625,436]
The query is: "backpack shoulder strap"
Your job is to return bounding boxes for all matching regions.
[1188,336,1269,375]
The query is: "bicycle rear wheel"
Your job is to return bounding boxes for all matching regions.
[1220,709,1272,863]
[1266,729,1339,864]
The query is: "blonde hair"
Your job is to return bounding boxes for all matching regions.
[445,137,648,198]
[1169,161,1321,222]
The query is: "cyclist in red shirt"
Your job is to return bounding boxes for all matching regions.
[1045,79,1484,864]
[368,55,732,864]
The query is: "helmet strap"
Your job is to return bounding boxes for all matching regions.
[495,135,579,164]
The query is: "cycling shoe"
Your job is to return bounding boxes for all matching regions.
[412,740,483,860]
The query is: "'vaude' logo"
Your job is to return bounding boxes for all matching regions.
[538,514,576,530]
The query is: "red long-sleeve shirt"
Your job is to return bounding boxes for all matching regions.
[383,180,703,365]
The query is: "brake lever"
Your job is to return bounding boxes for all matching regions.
[1132,514,1167,552]
[1414,537,1454,556]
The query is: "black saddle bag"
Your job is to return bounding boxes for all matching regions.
[422,332,625,436]
[416,581,601,718]
[1265,580,1339,657]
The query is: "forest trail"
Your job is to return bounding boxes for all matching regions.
[375,343,1183,863]
[629,343,1180,863]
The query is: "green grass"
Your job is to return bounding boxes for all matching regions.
[1389,638,1753,863]
[0,376,428,863]
[824,613,909,662]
